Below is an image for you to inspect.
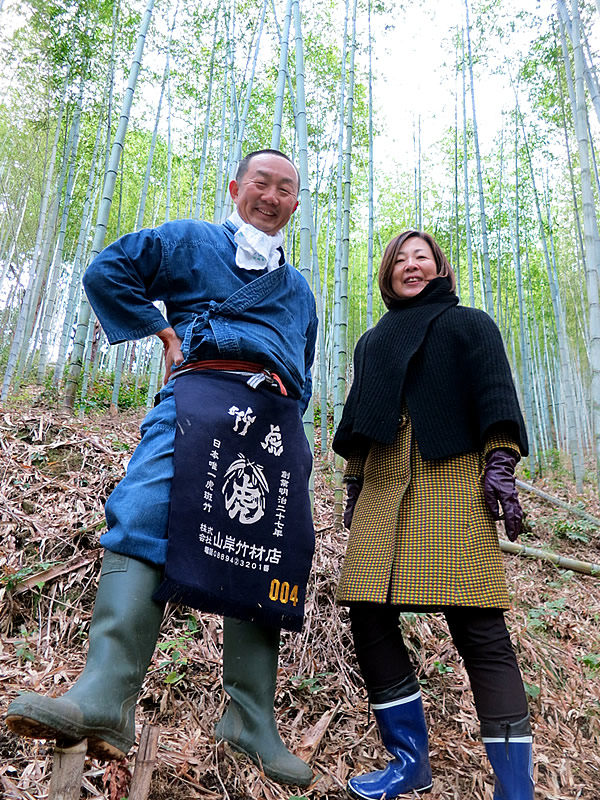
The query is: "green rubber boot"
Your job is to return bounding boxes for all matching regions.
[4,551,164,760]
[215,617,313,787]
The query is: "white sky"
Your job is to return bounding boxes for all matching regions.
[368,0,598,171]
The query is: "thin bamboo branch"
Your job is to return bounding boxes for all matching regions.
[516,478,600,526]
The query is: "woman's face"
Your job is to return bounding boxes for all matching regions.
[390,236,438,300]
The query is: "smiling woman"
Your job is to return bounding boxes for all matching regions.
[390,237,438,299]
[332,228,533,800]
[379,229,456,307]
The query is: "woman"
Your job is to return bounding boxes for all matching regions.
[332,230,533,800]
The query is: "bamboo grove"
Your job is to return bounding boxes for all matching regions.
[0,0,599,496]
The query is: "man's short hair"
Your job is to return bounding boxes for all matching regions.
[236,149,300,194]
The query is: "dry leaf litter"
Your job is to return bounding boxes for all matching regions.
[0,406,599,799]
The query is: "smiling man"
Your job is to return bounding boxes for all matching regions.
[230,150,299,234]
[5,149,317,789]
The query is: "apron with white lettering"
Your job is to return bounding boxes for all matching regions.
[153,370,315,631]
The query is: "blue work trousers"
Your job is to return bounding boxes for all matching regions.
[101,382,176,564]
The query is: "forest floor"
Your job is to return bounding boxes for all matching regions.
[1,397,600,800]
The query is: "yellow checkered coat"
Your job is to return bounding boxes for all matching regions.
[337,415,519,608]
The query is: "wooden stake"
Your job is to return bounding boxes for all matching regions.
[48,739,87,800]
[128,724,159,800]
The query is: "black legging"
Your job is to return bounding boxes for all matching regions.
[349,603,528,725]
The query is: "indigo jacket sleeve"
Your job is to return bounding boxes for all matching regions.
[82,228,170,344]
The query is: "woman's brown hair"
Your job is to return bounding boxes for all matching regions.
[378,230,457,308]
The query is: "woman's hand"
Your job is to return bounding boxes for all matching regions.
[343,479,363,530]
[483,449,523,541]
[156,327,184,384]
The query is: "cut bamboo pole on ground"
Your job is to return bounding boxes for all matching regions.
[500,539,600,576]
[48,739,87,800]
[129,724,160,800]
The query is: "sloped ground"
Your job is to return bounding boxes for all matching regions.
[1,404,600,800]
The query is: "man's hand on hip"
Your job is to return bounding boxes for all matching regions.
[157,327,184,384]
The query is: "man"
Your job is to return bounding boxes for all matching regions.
[5,150,317,788]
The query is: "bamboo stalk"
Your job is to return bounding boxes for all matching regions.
[461,29,475,308]
[500,539,600,577]
[48,740,87,800]
[570,0,600,495]
[464,0,494,318]
[63,0,156,409]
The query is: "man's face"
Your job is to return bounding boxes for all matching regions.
[229,153,299,235]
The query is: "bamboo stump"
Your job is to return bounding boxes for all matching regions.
[129,724,160,800]
[47,726,158,800]
[48,739,87,800]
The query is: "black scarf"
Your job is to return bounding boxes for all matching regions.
[332,277,528,460]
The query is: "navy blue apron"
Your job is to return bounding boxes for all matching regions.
[154,370,315,631]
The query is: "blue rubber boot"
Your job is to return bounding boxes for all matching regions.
[482,715,534,800]
[347,674,433,800]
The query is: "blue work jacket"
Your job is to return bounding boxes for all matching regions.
[83,219,318,412]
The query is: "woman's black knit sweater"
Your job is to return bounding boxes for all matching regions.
[332,278,528,461]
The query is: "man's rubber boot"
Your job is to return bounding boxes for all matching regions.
[347,673,433,799]
[482,715,534,800]
[4,552,164,759]
[215,617,313,787]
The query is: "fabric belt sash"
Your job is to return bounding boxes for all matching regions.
[153,370,315,631]
[169,359,288,395]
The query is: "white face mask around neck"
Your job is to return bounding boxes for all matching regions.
[228,208,284,272]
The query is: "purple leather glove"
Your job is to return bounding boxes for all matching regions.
[483,449,523,542]
[343,480,362,530]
